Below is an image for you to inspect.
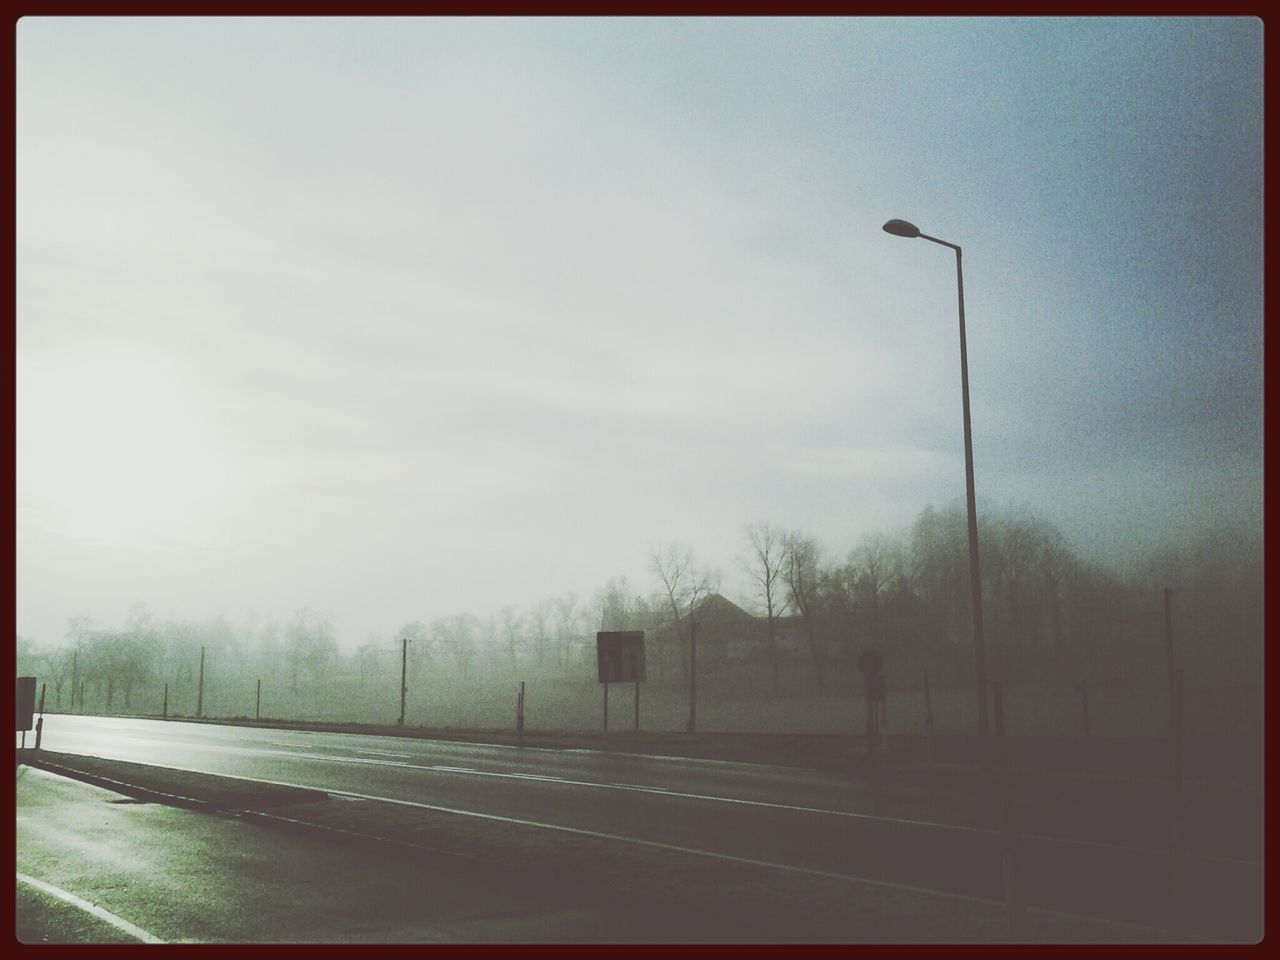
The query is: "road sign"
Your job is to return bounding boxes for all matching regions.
[858,650,884,676]
[17,676,36,732]
[597,631,646,683]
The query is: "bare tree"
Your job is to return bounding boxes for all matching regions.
[553,594,580,670]
[848,533,906,649]
[500,606,524,671]
[650,543,719,688]
[744,523,788,694]
[782,532,825,691]
[284,608,337,691]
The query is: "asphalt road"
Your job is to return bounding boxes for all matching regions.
[25,715,1263,940]
[17,765,667,943]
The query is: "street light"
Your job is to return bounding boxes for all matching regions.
[882,218,991,774]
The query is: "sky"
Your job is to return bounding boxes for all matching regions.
[15,17,1264,649]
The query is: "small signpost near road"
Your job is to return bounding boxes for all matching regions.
[597,631,645,732]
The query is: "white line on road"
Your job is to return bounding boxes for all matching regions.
[36,749,1259,867]
[17,873,167,944]
[253,786,1172,937]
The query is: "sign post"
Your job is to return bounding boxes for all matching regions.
[597,632,646,734]
[17,677,37,749]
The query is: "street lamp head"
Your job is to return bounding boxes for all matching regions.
[882,219,921,238]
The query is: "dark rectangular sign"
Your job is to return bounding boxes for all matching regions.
[597,631,646,683]
[17,676,36,732]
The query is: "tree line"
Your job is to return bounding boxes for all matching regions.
[17,500,1261,716]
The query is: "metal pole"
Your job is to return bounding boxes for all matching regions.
[196,646,205,718]
[911,230,991,775]
[952,243,991,774]
[398,637,408,726]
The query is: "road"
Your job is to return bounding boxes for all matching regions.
[22,715,1264,940]
[17,765,668,943]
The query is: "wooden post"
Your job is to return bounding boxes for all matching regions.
[398,637,408,727]
[517,681,525,740]
[196,646,205,718]
[256,679,261,721]
[35,686,45,750]
[163,682,168,720]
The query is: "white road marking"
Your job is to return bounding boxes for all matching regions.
[247,786,1173,936]
[21,756,1250,937]
[32,747,1262,866]
[17,873,167,944]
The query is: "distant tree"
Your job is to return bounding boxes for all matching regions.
[284,608,337,690]
[743,523,788,694]
[552,594,580,671]
[847,532,907,649]
[650,543,719,688]
[782,532,825,691]
[529,599,554,668]
[500,606,524,671]
[431,614,481,676]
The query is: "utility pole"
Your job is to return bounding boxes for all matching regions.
[196,646,205,718]
[398,637,408,726]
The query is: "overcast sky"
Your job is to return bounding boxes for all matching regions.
[16,17,1264,648]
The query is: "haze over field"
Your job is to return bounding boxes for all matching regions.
[16,17,1263,650]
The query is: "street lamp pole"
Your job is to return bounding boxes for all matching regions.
[882,219,991,772]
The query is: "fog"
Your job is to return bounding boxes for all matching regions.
[16,18,1262,739]
[17,500,1263,741]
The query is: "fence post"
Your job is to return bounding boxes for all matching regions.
[163,682,168,720]
[196,646,205,718]
[516,681,525,741]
